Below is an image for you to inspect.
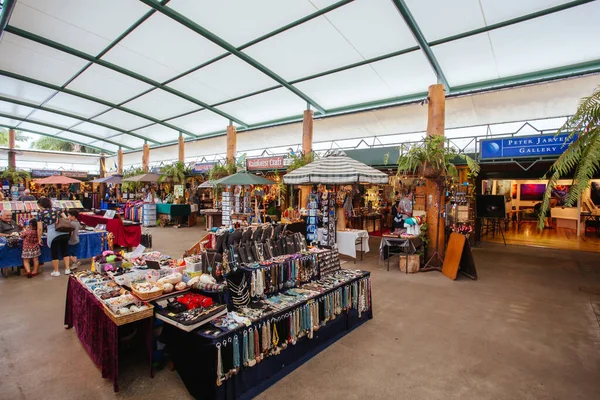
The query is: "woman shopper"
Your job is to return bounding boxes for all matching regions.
[20,218,41,278]
[37,197,71,277]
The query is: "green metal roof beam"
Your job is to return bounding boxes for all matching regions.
[0,111,133,150]
[0,69,200,140]
[430,0,595,47]
[451,59,600,94]
[0,123,113,154]
[4,26,247,128]
[0,95,162,145]
[0,0,15,41]
[138,0,327,115]
[391,0,450,90]
[161,0,355,86]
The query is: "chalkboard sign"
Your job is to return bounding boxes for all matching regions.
[442,233,477,281]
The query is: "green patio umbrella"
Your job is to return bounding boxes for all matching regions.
[214,171,275,186]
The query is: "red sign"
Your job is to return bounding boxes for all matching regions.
[247,156,285,170]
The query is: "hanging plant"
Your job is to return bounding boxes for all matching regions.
[397,136,479,181]
[159,161,186,184]
[287,151,318,172]
[122,167,144,192]
[1,167,31,184]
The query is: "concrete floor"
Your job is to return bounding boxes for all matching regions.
[1,225,599,400]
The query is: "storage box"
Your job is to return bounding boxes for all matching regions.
[399,254,420,273]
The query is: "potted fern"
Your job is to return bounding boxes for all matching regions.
[538,86,600,230]
[397,136,479,180]
[1,167,31,184]
[159,161,187,184]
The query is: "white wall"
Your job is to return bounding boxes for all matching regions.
[111,74,600,169]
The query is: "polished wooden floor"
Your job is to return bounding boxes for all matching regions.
[483,222,600,252]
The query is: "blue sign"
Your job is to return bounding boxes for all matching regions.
[480,133,576,159]
[191,163,213,174]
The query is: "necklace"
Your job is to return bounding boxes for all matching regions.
[216,343,223,386]
[271,321,279,347]
[233,335,240,371]
[254,327,261,362]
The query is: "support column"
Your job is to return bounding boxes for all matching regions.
[7,129,16,169]
[300,109,313,210]
[117,148,124,175]
[425,84,446,264]
[99,156,107,201]
[226,124,237,165]
[142,142,150,172]
[178,132,185,163]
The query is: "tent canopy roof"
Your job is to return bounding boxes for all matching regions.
[0,0,599,154]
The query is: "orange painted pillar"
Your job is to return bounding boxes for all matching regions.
[142,142,150,172]
[300,109,313,209]
[178,133,185,163]
[117,148,124,175]
[8,128,16,169]
[425,84,446,263]
[226,124,236,165]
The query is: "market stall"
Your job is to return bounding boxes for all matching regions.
[283,150,388,247]
[78,213,141,248]
[0,230,108,269]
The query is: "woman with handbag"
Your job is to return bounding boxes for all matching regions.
[37,197,72,277]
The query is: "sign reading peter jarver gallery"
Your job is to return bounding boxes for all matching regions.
[480,133,577,159]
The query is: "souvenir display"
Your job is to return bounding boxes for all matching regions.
[154,292,228,332]
[314,248,341,277]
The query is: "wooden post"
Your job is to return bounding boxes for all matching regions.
[226,124,236,165]
[178,133,185,163]
[117,148,124,175]
[425,84,446,264]
[99,156,106,201]
[300,109,313,209]
[142,142,150,172]
[7,128,16,169]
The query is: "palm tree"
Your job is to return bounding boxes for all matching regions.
[538,86,600,229]
[32,137,100,153]
[0,129,27,146]
[158,161,187,184]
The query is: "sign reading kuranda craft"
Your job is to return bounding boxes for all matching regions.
[32,170,88,178]
[246,156,285,170]
[480,133,577,159]
[191,163,213,174]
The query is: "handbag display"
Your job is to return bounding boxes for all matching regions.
[55,217,75,233]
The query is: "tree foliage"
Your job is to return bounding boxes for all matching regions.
[32,136,100,153]
[0,129,27,146]
[538,86,600,229]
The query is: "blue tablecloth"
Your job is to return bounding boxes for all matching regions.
[0,231,107,269]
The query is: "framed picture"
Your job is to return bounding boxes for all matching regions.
[520,184,546,201]
[551,185,571,206]
[496,180,511,196]
[591,182,600,206]
[511,184,518,199]
[104,210,116,219]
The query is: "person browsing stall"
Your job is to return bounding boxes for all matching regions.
[18,189,36,201]
[0,210,22,236]
[67,210,81,269]
[20,218,41,278]
[37,197,71,277]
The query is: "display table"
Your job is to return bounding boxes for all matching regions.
[156,204,191,217]
[379,236,422,272]
[64,277,154,392]
[200,210,223,230]
[336,229,370,260]
[0,231,107,269]
[79,213,141,248]
[162,272,372,400]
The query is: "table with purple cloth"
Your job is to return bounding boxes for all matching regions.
[64,276,154,392]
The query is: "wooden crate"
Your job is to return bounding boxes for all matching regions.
[399,254,420,273]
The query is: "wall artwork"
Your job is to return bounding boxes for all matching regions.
[520,184,546,201]
[496,180,511,196]
[511,184,518,199]
[591,182,600,206]
[551,185,571,206]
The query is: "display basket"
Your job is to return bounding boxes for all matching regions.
[102,303,154,326]
[113,270,146,287]
[132,285,164,301]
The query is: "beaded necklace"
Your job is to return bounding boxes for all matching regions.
[233,335,240,371]
[242,330,249,367]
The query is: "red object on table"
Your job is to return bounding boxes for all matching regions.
[78,213,141,247]
[64,277,153,392]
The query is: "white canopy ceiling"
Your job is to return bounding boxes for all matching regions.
[0,0,599,154]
